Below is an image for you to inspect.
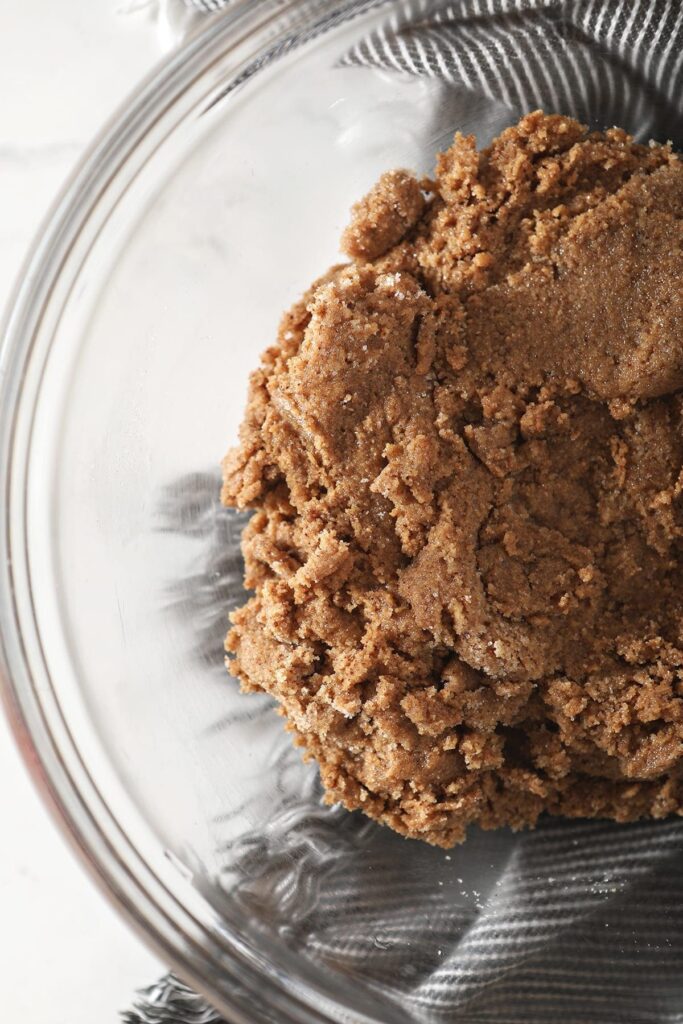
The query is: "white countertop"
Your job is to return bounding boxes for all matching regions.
[0,4,186,1020]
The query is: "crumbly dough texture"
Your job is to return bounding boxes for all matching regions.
[222,112,683,846]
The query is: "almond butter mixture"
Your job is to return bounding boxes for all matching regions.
[221,112,683,846]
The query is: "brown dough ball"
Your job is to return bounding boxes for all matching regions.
[222,111,683,847]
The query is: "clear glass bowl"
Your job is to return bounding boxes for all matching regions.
[2,2,682,1022]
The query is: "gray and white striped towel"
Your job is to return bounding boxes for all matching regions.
[339,0,683,142]
[125,2,683,1021]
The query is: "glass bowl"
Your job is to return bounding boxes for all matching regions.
[2,2,683,1022]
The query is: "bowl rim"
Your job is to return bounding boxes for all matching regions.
[0,2,391,1022]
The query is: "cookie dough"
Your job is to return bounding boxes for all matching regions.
[222,112,683,846]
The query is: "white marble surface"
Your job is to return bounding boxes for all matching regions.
[0,4,183,1020]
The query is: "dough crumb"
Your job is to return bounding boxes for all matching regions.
[341,169,425,260]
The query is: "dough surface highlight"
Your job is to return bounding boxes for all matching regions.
[222,112,683,846]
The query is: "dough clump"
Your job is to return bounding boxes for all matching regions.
[222,112,683,846]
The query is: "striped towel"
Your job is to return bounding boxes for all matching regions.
[125,2,683,1021]
[339,0,683,142]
